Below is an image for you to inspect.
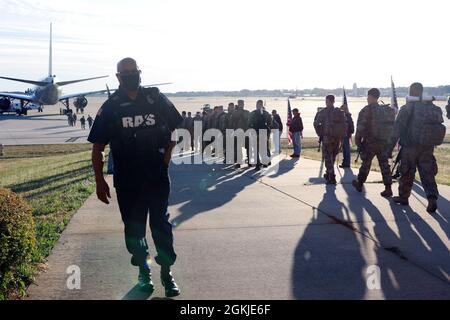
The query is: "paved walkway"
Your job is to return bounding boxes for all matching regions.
[27,155,450,299]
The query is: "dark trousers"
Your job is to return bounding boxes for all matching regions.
[116,176,176,268]
[341,137,351,167]
[255,132,271,166]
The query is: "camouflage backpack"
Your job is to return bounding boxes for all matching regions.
[325,108,347,140]
[409,102,446,147]
[369,104,396,143]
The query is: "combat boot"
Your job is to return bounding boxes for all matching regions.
[427,198,438,213]
[138,265,154,293]
[327,174,337,185]
[392,196,409,206]
[161,266,181,298]
[352,179,363,192]
[380,185,393,198]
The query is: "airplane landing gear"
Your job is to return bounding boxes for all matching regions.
[60,98,71,115]
[17,100,28,116]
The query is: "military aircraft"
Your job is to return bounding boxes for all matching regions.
[0,24,172,116]
[0,24,111,115]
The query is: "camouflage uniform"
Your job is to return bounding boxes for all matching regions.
[314,107,342,180]
[354,103,392,187]
[391,102,443,200]
[229,108,250,164]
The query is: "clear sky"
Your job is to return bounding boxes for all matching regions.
[1,0,448,94]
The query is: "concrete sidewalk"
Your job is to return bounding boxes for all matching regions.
[27,155,450,300]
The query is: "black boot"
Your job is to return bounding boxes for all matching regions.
[327,174,337,185]
[393,196,409,206]
[161,266,181,298]
[352,179,363,192]
[427,197,438,213]
[380,185,393,198]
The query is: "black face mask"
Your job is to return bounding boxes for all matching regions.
[120,73,141,91]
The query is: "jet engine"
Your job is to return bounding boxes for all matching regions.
[74,96,88,110]
[0,98,11,111]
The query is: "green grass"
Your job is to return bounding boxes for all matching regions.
[284,136,450,186]
[0,143,99,291]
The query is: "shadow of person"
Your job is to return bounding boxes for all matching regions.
[341,168,450,299]
[306,158,328,185]
[169,161,257,229]
[411,181,450,240]
[121,285,153,300]
[262,156,299,179]
[385,200,450,298]
[292,184,366,299]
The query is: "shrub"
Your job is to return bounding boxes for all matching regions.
[0,188,37,300]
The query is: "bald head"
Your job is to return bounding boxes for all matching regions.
[409,82,424,97]
[117,57,138,73]
[116,57,141,92]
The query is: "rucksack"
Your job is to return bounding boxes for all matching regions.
[409,102,446,147]
[369,104,396,143]
[324,108,347,140]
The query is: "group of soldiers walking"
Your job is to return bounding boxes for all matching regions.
[314,83,448,213]
[175,82,447,213]
[66,110,93,129]
[178,99,284,170]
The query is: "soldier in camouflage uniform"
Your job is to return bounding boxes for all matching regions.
[352,88,393,197]
[229,100,250,168]
[313,95,345,185]
[391,83,445,213]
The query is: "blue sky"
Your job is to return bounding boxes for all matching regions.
[1,0,449,94]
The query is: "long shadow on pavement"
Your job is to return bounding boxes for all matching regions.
[122,285,153,300]
[411,181,450,240]
[292,183,367,299]
[168,156,259,229]
[341,169,450,298]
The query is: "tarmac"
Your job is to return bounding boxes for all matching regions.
[25,153,450,300]
[0,99,105,145]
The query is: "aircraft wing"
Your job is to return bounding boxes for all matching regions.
[59,89,108,101]
[0,92,35,102]
[106,83,173,92]
[142,82,172,88]
[105,83,173,95]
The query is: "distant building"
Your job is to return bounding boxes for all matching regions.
[352,83,358,97]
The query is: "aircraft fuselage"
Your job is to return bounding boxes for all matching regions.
[34,77,62,105]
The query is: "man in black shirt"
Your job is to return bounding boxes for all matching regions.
[88,58,182,297]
